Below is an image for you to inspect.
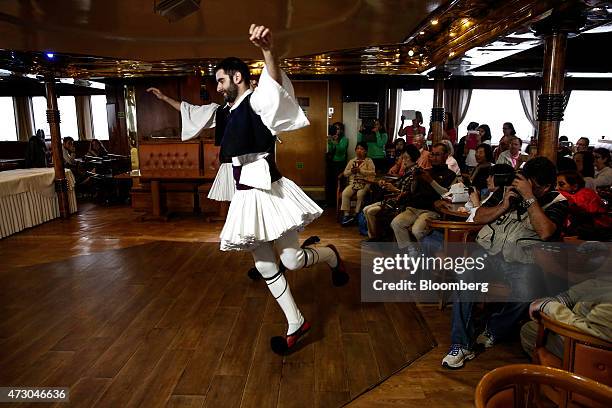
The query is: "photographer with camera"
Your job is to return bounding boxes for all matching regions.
[443,157,569,369]
[362,144,421,240]
[390,143,456,248]
[326,122,348,205]
[357,118,388,173]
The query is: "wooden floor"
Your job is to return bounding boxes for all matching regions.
[0,203,529,407]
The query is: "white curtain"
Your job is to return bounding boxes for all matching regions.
[444,88,472,128]
[387,88,402,141]
[519,89,540,131]
[520,89,572,132]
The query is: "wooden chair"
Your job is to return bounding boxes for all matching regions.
[533,312,612,407]
[475,364,612,408]
[426,219,484,309]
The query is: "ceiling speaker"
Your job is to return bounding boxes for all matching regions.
[155,0,201,22]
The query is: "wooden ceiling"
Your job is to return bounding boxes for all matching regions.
[0,0,610,78]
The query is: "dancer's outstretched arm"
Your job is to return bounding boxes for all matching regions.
[249,24,281,85]
[146,87,181,111]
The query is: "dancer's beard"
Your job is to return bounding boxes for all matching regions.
[224,81,239,103]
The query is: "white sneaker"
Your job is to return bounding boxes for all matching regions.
[476,330,495,348]
[442,344,475,369]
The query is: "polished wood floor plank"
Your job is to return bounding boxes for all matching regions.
[342,333,381,399]
[202,375,246,408]
[63,377,112,408]
[88,296,175,378]
[92,327,179,407]
[277,362,316,408]
[173,307,239,395]
[240,322,284,408]
[126,349,193,408]
[216,296,267,376]
[165,395,206,408]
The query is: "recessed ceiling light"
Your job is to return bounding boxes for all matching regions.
[431,19,438,25]
[419,31,425,35]
[408,50,415,57]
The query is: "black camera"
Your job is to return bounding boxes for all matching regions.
[493,172,516,188]
[328,125,338,136]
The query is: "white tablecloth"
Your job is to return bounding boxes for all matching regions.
[0,168,77,239]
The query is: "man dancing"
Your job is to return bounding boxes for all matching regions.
[148,24,348,355]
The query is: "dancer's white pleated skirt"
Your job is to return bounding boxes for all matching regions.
[207,163,235,202]
[220,177,322,251]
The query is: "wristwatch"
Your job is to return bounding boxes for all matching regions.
[524,197,537,208]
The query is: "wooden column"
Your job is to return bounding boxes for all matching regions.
[536,32,568,162]
[428,69,450,144]
[45,79,70,219]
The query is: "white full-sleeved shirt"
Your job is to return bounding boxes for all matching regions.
[179,66,309,141]
[179,66,309,189]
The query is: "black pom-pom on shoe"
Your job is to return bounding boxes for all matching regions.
[326,244,349,287]
[270,320,311,355]
[247,267,262,281]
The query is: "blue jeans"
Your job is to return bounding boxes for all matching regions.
[450,251,541,348]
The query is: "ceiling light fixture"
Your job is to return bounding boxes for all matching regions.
[431,19,439,25]
[155,0,201,22]
[408,50,415,57]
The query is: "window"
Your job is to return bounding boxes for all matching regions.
[398,89,433,136]
[32,96,50,137]
[0,97,18,141]
[91,95,109,140]
[459,90,533,144]
[32,95,79,140]
[57,96,78,139]
[560,91,612,144]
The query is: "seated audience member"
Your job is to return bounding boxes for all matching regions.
[557,170,611,240]
[421,164,512,257]
[87,138,108,157]
[387,139,407,176]
[363,145,421,240]
[441,140,461,175]
[397,111,425,145]
[573,150,595,179]
[557,155,578,172]
[585,148,612,189]
[357,119,388,172]
[442,157,568,369]
[465,143,494,194]
[414,134,431,169]
[62,136,76,167]
[456,122,478,171]
[340,142,375,225]
[443,112,457,144]
[477,124,492,145]
[390,143,456,249]
[557,135,572,158]
[493,122,515,161]
[24,134,48,168]
[496,135,526,169]
[575,136,590,153]
[520,277,612,358]
[464,123,481,170]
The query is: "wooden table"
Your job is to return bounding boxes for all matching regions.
[434,199,470,220]
[139,174,214,221]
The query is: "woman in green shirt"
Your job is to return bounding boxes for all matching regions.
[357,119,388,173]
[326,122,348,206]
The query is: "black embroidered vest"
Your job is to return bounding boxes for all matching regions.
[214,105,232,163]
[221,94,282,189]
